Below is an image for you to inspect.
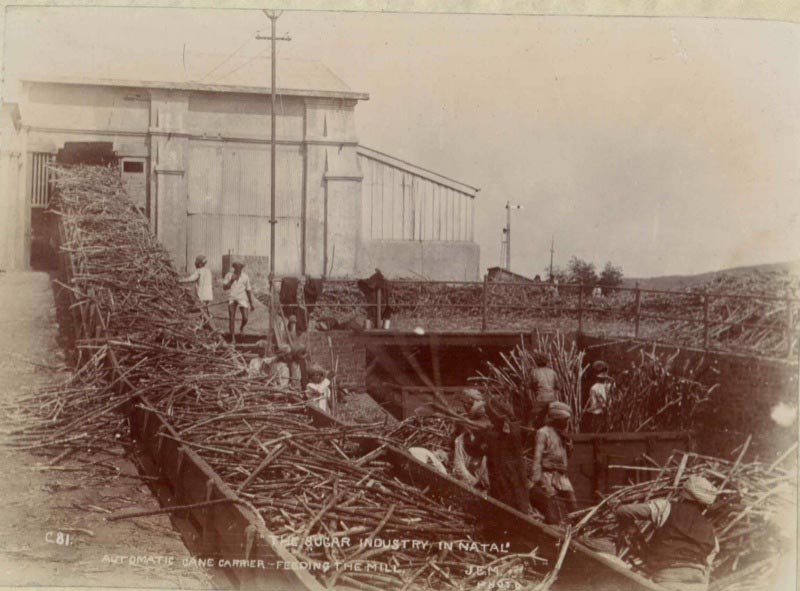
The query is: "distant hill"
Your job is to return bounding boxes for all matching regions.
[625,260,800,292]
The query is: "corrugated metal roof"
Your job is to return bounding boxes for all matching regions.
[21,51,368,100]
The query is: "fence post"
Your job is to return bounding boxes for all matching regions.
[481,274,488,331]
[702,290,710,351]
[376,289,382,328]
[577,283,584,334]
[787,294,794,359]
[634,283,641,339]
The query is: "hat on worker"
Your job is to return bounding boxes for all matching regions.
[533,351,550,366]
[592,360,609,374]
[547,401,572,420]
[308,364,326,379]
[684,475,717,506]
[231,260,244,270]
[277,344,292,356]
[195,254,207,265]
[463,388,484,402]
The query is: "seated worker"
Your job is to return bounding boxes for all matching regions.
[452,389,490,490]
[408,447,449,476]
[269,344,293,387]
[305,364,332,413]
[614,475,719,591]
[529,401,577,525]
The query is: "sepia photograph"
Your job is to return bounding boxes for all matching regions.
[0,2,797,591]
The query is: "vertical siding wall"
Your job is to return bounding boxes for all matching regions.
[359,152,475,242]
[186,142,303,274]
[0,106,28,270]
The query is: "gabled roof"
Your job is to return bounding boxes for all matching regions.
[21,52,368,101]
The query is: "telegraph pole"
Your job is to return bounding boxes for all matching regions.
[549,236,555,283]
[502,201,521,270]
[257,10,290,351]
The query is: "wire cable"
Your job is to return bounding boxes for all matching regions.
[199,33,256,82]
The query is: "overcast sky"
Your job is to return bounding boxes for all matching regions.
[3,7,798,278]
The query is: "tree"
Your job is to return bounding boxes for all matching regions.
[598,262,624,294]
[567,257,598,287]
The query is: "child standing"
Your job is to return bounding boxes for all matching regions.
[305,365,332,413]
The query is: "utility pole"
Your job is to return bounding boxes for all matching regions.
[257,10,290,352]
[549,236,555,283]
[502,201,521,270]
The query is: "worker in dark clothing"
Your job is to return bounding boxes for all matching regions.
[479,398,531,513]
[529,401,577,525]
[614,475,719,591]
[357,269,392,329]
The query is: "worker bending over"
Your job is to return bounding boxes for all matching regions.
[248,344,292,387]
[614,475,719,591]
[179,254,215,330]
[529,401,577,525]
[222,261,254,344]
[452,389,490,490]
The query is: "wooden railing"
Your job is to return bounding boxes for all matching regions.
[306,277,799,360]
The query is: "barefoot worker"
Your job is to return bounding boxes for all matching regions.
[223,261,255,343]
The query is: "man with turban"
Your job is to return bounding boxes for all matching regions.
[529,401,577,525]
[614,475,720,591]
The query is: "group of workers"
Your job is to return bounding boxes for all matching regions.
[180,257,721,590]
[179,254,256,344]
[180,254,332,412]
[412,352,720,591]
[247,343,333,412]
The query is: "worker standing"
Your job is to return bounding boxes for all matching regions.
[529,401,577,525]
[222,261,254,344]
[528,351,560,428]
[614,475,719,591]
[480,398,531,513]
[179,254,215,330]
[582,362,612,432]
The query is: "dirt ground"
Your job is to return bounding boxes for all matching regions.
[0,271,216,589]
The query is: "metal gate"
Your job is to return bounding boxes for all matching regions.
[30,152,54,208]
[187,143,303,274]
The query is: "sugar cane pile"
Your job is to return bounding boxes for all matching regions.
[633,272,800,358]
[5,164,566,591]
[466,336,713,434]
[306,281,370,330]
[145,393,555,591]
[603,349,716,433]
[570,443,797,591]
[468,333,584,432]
